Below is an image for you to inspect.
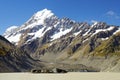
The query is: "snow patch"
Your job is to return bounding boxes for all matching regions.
[91,26,115,37]
[101,37,109,40]
[83,29,91,36]
[32,27,45,39]
[82,39,88,43]
[6,26,18,32]
[27,27,52,42]
[4,26,18,36]
[49,43,53,46]
[74,31,81,36]
[54,22,60,28]
[51,27,73,41]
[7,34,21,45]
[91,21,98,28]
[113,27,120,34]
[107,26,114,31]
[34,8,54,20]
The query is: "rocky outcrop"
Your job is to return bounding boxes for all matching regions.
[0,35,43,72]
[31,68,68,73]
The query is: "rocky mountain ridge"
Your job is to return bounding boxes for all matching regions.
[3,9,120,72]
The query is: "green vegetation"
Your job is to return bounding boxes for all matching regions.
[94,32,120,57]
[0,48,7,56]
[71,37,82,46]
[39,43,50,50]
[83,44,91,55]
[67,48,73,56]
[0,36,14,56]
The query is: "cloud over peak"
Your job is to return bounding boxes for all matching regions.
[106,10,120,19]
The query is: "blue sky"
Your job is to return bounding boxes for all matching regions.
[0,0,120,34]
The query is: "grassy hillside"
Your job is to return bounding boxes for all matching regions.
[93,32,120,57]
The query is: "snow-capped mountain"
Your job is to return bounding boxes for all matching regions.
[3,9,120,60]
[3,9,75,45]
[3,9,120,72]
[3,8,120,53]
[4,9,54,44]
[4,9,120,45]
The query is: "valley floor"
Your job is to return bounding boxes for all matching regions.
[0,72,120,80]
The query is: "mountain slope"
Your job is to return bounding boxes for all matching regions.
[0,35,43,72]
[3,9,120,72]
[93,32,120,57]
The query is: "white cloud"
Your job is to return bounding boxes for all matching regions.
[106,10,120,19]
[106,11,115,16]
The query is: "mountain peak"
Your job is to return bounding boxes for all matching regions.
[33,8,54,20]
[3,26,18,36]
[23,8,54,27]
[3,8,120,46]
